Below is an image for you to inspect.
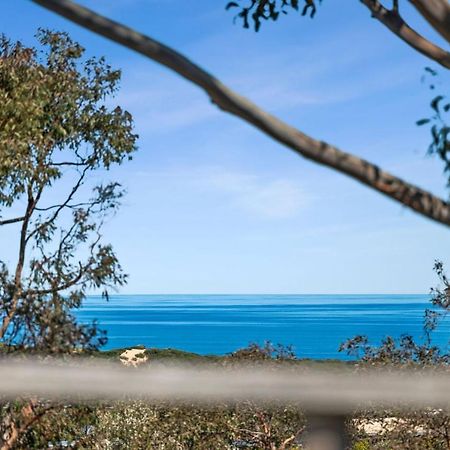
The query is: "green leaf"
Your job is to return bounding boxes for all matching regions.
[425,67,438,76]
[226,1,239,9]
[431,95,444,112]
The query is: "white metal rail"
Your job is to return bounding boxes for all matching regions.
[0,360,448,409]
[0,360,449,450]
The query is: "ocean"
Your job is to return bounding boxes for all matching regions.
[77,294,450,360]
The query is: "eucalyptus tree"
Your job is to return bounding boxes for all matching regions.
[0,29,137,353]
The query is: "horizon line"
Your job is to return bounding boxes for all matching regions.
[85,292,429,296]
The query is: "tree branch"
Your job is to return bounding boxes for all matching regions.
[32,0,450,226]
[50,161,87,167]
[410,0,450,45]
[0,187,38,339]
[26,165,89,244]
[35,201,92,212]
[0,216,25,226]
[26,262,85,296]
[0,403,55,450]
[360,0,450,69]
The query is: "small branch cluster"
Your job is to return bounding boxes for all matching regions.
[226,0,321,31]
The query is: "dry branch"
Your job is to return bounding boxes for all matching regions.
[0,216,25,226]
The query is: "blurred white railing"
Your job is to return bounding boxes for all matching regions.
[0,360,449,450]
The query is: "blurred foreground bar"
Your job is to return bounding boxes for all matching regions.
[1,360,449,450]
[0,360,448,412]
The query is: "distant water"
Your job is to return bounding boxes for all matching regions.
[76,295,450,360]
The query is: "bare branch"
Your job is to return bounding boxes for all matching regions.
[35,201,92,212]
[50,161,87,167]
[0,216,25,226]
[32,0,450,226]
[360,0,450,69]
[26,165,89,244]
[410,0,450,44]
[0,186,39,339]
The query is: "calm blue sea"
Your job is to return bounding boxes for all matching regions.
[77,294,450,360]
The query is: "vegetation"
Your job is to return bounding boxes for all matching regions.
[1,0,450,445]
[0,30,136,449]
[339,262,450,449]
[2,259,448,449]
[17,402,304,450]
[0,30,137,353]
[340,261,449,366]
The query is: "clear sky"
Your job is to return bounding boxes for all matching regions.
[1,1,449,294]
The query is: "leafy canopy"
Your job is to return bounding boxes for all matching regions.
[0,30,138,353]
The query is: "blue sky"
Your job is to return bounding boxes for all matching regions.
[1,1,449,294]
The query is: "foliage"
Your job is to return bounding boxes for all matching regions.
[340,262,450,449]
[2,400,303,450]
[1,402,98,450]
[339,261,449,366]
[417,68,450,195]
[226,0,321,31]
[352,441,370,450]
[0,30,137,354]
[227,341,296,362]
[349,410,450,450]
